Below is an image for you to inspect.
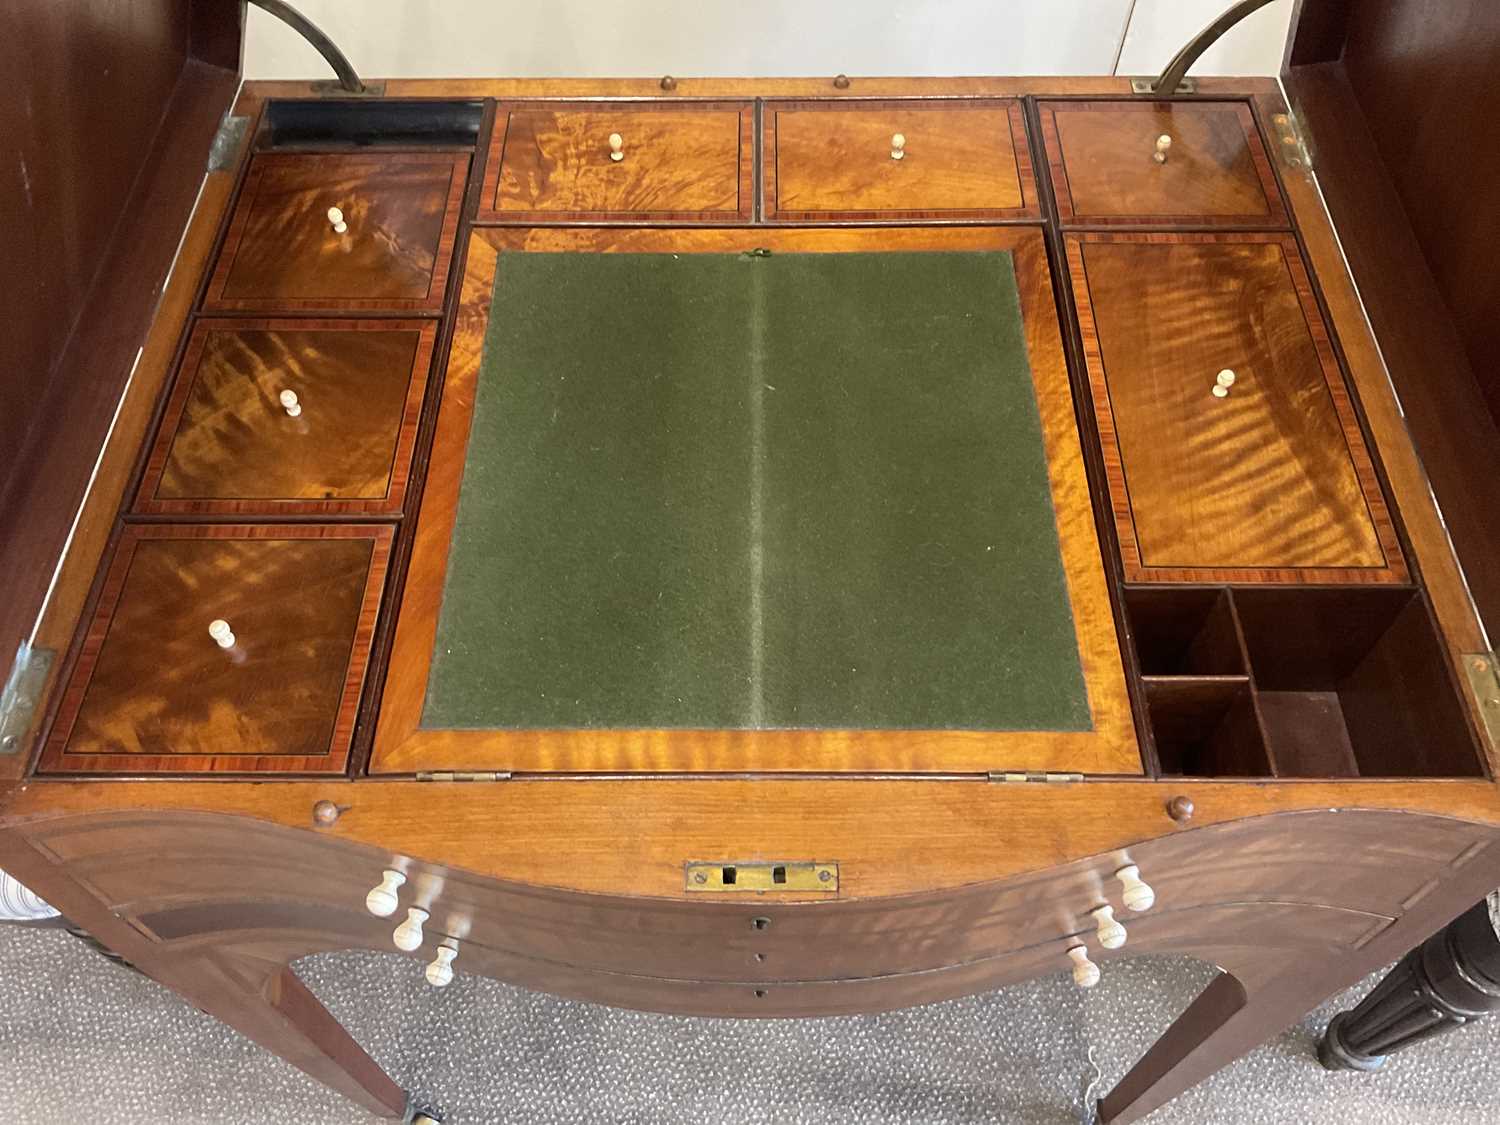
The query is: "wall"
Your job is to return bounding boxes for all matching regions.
[243,0,1293,79]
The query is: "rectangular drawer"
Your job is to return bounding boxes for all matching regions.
[39,524,392,774]
[1040,100,1286,226]
[135,319,435,516]
[479,100,753,222]
[764,98,1036,221]
[1066,232,1405,584]
[204,152,468,312]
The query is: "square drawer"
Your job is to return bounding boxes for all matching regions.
[1066,232,1405,584]
[1039,100,1286,226]
[479,100,753,222]
[39,524,393,774]
[764,98,1037,221]
[204,152,468,312]
[135,319,435,516]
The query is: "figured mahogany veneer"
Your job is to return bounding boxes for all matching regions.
[763,98,1038,221]
[1068,231,1405,584]
[39,524,392,774]
[135,319,435,516]
[479,100,753,222]
[1040,100,1287,227]
[204,152,468,312]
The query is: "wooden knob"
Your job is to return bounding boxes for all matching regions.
[1153,134,1172,163]
[207,618,235,649]
[425,943,458,988]
[1116,864,1156,912]
[1167,795,1195,823]
[659,75,677,91]
[1067,944,1100,988]
[279,388,302,417]
[1091,904,1128,949]
[364,869,405,917]
[393,906,429,952]
[833,74,851,89]
[326,205,348,234]
[608,133,624,162]
[890,132,906,160]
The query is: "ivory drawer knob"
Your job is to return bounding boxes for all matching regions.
[1116,864,1156,912]
[1154,134,1172,163]
[207,619,235,649]
[890,132,906,160]
[394,906,429,952]
[1067,944,1100,988]
[278,388,302,417]
[365,869,406,917]
[425,942,458,988]
[608,133,624,162]
[1092,904,1128,949]
[326,205,348,234]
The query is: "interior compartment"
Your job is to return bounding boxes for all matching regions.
[1144,677,1269,777]
[1234,587,1484,778]
[261,99,485,149]
[1125,588,1246,676]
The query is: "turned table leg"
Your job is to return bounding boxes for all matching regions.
[1319,895,1500,1072]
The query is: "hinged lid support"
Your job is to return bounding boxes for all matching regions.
[1131,0,1280,96]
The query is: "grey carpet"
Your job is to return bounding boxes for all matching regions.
[1,924,1497,1123]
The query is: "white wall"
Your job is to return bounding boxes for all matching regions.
[243,0,1294,80]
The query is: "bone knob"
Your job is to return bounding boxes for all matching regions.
[278,388,302,417]
[609,133,624,162]
[1092,904,1128,949]
[1154,134,1172,163]
[207,619,235,649]
[326,206,347,233]
[1068,944,1100,988]
[1116,864,1156,912]
[425,943,458,988]
[891,132,906,160]
[394,907,429,952]
[365,870,406,917]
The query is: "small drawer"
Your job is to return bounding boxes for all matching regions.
[40,524,392,774]
[764,98,1037,221]
[204,152,468,312]
[1039,100,1286,226]
[479,100,753,222]
[1066,232,1405,584]
[135,319,435,516]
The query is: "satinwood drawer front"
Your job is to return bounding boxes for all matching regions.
[135,320,435,516]
[1066,232,1406,584]
[204,152,468,312]
[1039,100,1287,226]
[39,525,392,774]
[763,98,1037,221]
[479,100,753,222]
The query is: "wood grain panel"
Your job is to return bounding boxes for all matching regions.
[764,99,1037,221]
[479,100,752,222]
[135,319,434,516]
[39,525,392,775]
[1040,100,1287,227]
[1068,232,1405,585]
[371,225,1138,776]
[205,152,468,312]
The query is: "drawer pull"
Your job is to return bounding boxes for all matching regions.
[890,132,906,161]
[1153,133,1172,164]
[608,132,624,162]
[1212,368,1237,399]
[278,388,302,417]
[425,942,458,988]
[207,619,236,649]
[1067,944,1100,988]
[1115,864,1156,912]
[326,205,348,234]
[394,906,429,951]
[1091,904,1128,949]
[365,869,406,917]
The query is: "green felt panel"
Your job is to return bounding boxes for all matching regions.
[422,250,1089,732]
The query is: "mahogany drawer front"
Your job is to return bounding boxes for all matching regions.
[39,524,392,774]
[479,100,753,222]
[1067,232,1406,584]
[764,98,1037,221]
[1039,100,1287,226]
[134,319,435,516]
[204,152,468,312]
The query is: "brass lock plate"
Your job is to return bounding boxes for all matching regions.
[684,861,839,893]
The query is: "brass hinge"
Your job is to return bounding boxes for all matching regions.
[1462,653,1500,754]
[206,114,250,174]
[987,770,1086,784]
[0,643,54,756]
[1268,110,1312,172]
[414,770,513,783]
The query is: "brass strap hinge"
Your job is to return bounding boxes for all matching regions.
[0,643,54,756]
[1462,653,1500,754]
[414,771,513,783]
[987,770,1085,784]
[1269,110,1312,172]
[206,115,250,174]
